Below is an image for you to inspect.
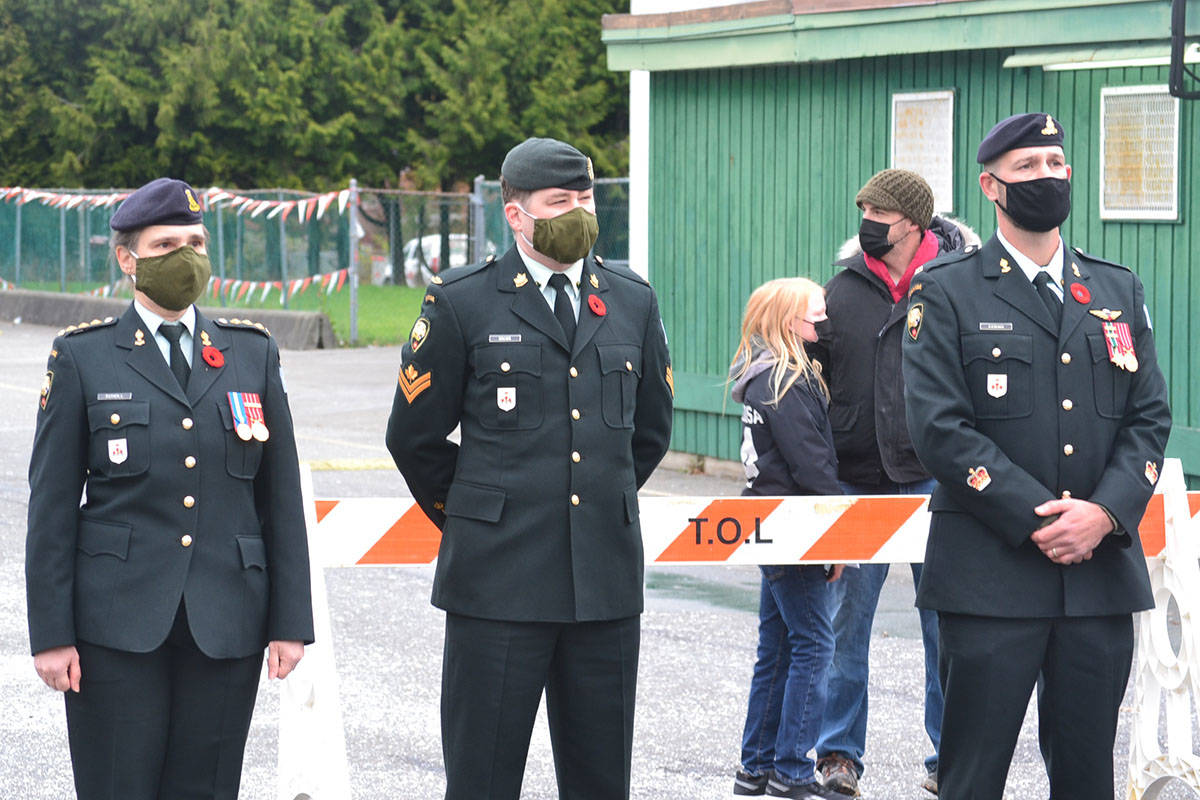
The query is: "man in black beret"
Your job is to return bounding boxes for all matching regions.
[27,177,314,799]
[903,114,1171,798]
[387,138,673,799]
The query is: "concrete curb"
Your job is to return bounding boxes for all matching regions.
[0,289,336,350]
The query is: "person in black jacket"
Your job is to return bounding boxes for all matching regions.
[26,178,314,800]
[729,277,845,800]
[807,169,977,797]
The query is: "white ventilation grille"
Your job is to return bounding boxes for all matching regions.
[1100,86,1180,220]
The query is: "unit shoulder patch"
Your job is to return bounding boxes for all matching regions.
[58,316,117,337]
[215,317,272,336]
[1071,247,1130,272]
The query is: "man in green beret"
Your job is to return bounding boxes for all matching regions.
[387,137,674,799]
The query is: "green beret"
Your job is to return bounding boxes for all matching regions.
[110,178,204,231]
[977,113,1065,164]
[501,137,594,191]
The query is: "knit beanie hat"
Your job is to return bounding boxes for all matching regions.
[855,168,934,230]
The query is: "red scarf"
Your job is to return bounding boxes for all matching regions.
[863,229,939,303]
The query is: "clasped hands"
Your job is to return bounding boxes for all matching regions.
[1031,498,1115,565]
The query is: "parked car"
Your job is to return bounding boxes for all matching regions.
[398,234,496,287]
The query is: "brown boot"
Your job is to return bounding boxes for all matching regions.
[816,754,860,797]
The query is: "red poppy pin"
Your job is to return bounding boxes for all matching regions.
[202,346,224,368]
[588,295,607,317]
[1070,283,1091,304]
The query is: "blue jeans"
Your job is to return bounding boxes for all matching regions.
[740,564,836,786]
[815,478,942,777]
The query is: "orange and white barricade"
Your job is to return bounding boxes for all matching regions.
[279,461,1200,799]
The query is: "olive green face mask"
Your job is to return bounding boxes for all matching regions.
[517,205,599,264]
[132,245,212,311]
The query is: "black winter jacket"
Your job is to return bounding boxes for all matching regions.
[809,216,977,486]
[731,353,841,497]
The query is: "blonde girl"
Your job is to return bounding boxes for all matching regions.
[729,277,845,799]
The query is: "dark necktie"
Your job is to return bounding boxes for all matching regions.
[159,323,191,390]
[548,273,576,348]
[1033,271,1062,328]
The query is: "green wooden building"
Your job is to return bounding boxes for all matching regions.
[603,0,1200,480]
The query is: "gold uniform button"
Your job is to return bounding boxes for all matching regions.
[1061,398,1073,411]
[182,417,194,430]
[569,366,578,378]
[110,413,121,425]
[570,494,580,506]
[1063,444,1074,456]
[181,534,193,547]
[1061,490,1072,499]
[571,451,581,463]
[991,347,1001,358]
[625,360,633,371]
[571,409,581,420]
[183,495,195,508]
[500,362,511,372]
[1061,352,1071,364]
[184,456,197,469]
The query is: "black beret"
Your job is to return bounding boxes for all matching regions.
[110,177,204,231]
[977,113,1065,164]
[501,137,594,192]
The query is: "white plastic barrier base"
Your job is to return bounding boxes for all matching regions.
[277,465,352,800]
[278,461,1199,799]
[1128,458,1200,799]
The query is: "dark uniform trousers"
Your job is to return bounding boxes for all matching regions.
[26,305,315,800]
[386,249,674,800]
[902,236,1171,800]
[66,603,264,800]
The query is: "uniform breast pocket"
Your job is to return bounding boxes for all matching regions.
[597,344,643,429]
[472,343,544,430]
[960,334,1033,419]
[217,401,264,479]
[1087,333,1132,418]
[86,400,150,477]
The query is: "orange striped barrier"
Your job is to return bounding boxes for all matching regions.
[309,490,1199,567]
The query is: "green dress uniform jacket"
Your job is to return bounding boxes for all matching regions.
[26,304,315,659]
[386,248,674,623]
[902,234,1171,618]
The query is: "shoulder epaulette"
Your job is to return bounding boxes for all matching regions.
[922,244,979,272]
[58,316,117,337]
[1072,247,1130,272]
[596,257,650,286]
[431,257,494,287]
[215,317,271,336]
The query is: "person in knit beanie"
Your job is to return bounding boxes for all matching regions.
[807,169,977,798]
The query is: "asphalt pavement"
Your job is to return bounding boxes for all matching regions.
[0,316,1184,799]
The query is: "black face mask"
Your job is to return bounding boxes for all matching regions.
[989,174,1071,233]
[858,218,896,259]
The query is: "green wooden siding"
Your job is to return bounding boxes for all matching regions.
[650,52,1200,477]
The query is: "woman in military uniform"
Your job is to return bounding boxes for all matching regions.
[26,178,314,800]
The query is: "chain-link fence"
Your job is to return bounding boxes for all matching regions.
[0,178,630,294]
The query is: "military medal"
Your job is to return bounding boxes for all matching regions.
[967,466,991,492]
[227,392,254,441]
[1101,321,1138,372]
[243,393,270,441]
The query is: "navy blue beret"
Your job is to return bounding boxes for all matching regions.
[110,178,204,231]
[501,138,594,192]
[977,113,1065,164]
